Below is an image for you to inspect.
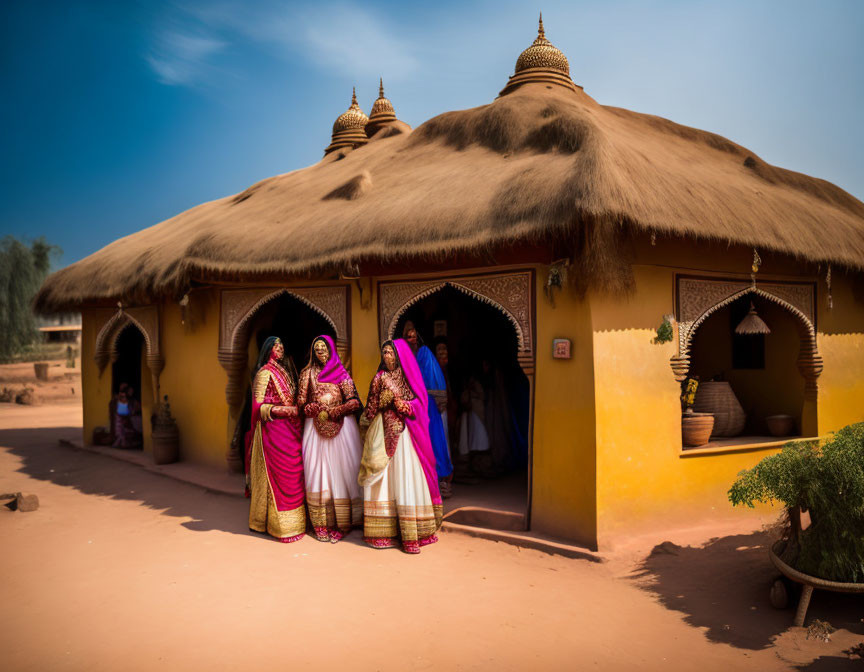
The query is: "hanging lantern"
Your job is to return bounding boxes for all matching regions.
[735,302,771,335]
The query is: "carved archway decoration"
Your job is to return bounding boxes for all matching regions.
[671,277,821,400]
[218,286,350,407]
[93,305,163,403]
[379,270,535,374]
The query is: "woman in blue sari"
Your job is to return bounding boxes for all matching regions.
[403,322,453,497]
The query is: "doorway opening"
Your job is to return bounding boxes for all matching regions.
[110,325,144,449]
[229,292,336,473]
[394,285,530,529]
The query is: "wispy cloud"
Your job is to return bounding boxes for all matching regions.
[144,1,417,87]
[146,29,227,86]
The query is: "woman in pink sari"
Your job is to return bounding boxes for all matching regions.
[246,336,306,543]
[359,339,443,554]
[297,335,363,542]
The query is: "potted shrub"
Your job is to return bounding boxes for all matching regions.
[729,423,864,624]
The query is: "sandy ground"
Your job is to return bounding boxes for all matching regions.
[1,402,862,671]
[0,358,81,405]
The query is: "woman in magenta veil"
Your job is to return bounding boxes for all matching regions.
[297,335,363,543]
[246,336,306,543]
[359,339,443,554]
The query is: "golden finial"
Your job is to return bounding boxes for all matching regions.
[538,12,545,39]
[351,86,358,107]
[378,78,385,99]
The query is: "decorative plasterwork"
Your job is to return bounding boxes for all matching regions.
[93,305,163,402]
[378,271,535,371]
[672,277,821,399]
[218,286,350,408]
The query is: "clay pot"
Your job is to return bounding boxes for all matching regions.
[693,382,746,437]
[682,412,715,448]
[766,414,796,437]
[152,425,180,465]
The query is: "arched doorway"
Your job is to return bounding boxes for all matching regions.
[393,285,531,527]
[110,324,145,449]
[686,292,817,445]
[227,292,336,472]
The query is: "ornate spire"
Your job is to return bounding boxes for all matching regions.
[499,13,579,97]
[366,77,398,138]
[324,86,370,155]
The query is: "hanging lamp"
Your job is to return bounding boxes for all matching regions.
[735,302,771,335]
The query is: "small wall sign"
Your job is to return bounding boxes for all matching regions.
[433,320,447,337]
[552,338,571,359]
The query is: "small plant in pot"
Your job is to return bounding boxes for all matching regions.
[729,422,864,583]
[681,376,714,447]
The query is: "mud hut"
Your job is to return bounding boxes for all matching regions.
[36,17,864,549]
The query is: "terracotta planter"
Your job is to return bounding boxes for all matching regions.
[682,412,715,448]
[693,382,746,437]
[152,425,180,465]
[766,414,796,437]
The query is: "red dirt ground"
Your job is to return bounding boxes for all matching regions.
[1,399,862,671]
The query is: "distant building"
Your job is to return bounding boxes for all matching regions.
[36,313,81,344]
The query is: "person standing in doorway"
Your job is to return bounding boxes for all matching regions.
[403,322,454,497]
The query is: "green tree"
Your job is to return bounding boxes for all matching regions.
[0,236,61,361]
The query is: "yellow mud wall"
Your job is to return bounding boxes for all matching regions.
[80,308,113,446]
[816,274,864,432]
[591,265,791,548]
[159,290,229,468]
[531,267,598,548]
[350,279,383,399]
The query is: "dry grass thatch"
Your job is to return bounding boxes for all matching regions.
[35,83,864,312]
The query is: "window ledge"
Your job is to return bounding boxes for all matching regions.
[680,435,820,458]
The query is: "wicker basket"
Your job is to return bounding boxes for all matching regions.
[692,382,745,437]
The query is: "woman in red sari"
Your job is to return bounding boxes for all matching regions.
[246,336,306,542]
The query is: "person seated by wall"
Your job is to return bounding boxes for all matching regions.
[111,383,143,449]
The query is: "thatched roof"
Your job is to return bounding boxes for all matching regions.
[36,83,864,313]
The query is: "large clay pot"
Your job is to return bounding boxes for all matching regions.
[682,412,715,448]
[152,425,180,465]
[766,414,796,437]
[151,396,180,465]
[693,382,746,437]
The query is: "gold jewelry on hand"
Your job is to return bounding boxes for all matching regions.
[318,410,329,422]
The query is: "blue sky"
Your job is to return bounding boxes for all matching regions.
[1,0,862,268]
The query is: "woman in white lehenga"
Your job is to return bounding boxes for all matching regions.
[297,335,363,543]
[358,339,443,554]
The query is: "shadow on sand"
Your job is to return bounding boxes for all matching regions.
[632,531,864,655]
[0,426,368,548]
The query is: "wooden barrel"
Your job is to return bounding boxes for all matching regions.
[693,382,745,437]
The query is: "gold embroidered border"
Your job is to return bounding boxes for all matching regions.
[248,422,306,539]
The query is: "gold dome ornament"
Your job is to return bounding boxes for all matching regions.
[324,87,370,155]
[499,13,580,97]
[366,78,398,138]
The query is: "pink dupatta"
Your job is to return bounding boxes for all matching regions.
[392,339,442,505]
